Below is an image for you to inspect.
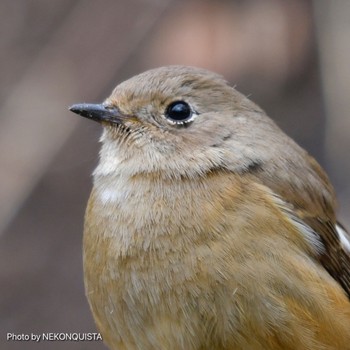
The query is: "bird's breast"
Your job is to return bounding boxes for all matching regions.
[83,172,244,348]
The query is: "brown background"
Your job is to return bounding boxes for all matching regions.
[1,1,349,349]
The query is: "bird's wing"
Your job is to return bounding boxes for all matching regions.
[303,217,350,298]
[246,169,350,299]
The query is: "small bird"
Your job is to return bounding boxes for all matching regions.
[70,66,350,350]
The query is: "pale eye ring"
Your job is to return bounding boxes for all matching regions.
[165,101,193,124]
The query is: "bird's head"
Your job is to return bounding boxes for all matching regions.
[70,66,284,179]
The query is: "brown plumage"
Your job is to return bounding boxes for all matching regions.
[70,66,350,350]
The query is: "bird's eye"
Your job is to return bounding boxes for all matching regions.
[165,101,193,124]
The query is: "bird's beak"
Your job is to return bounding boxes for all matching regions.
[69,103,123,124]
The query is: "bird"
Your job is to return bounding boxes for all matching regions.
[69,66,350,350]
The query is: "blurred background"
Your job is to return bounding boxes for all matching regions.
[0,0,349,349]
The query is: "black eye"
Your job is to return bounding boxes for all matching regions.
[165,101,192,123]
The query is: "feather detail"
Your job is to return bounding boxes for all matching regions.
[302,218,350,298]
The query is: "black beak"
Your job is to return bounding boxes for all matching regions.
[69,103,122,124]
